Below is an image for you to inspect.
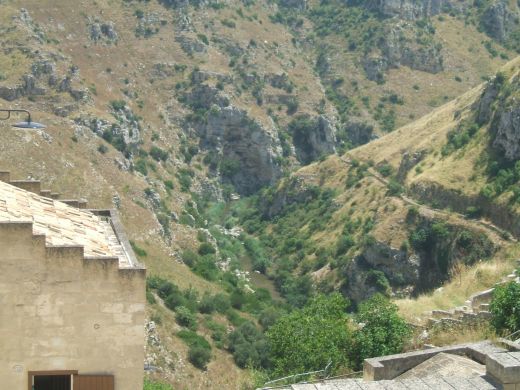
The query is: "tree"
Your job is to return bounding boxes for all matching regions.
[267,293,352,376]
[352,294,410,369]
[490,281,520,335]
[175,306,198,330]
[189,345,212,370]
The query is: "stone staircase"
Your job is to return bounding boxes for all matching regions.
[0,170,88,209]
[426,260,520,330]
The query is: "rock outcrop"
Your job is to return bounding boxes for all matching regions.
[182,84,283,195]
[175,35,207,55]
[345,240,420,303]
[198,105,283,195]
[88,18,118,44]
[476,78,500,125]
[492,105,520,161]
[480,0,519,43]
[391,22,442,69]
[0,74,45,101]
[363,22,444,80]
[345,121,375,146]
[290,115,337,165]
[362,0,465,20]
[397,149,426,182]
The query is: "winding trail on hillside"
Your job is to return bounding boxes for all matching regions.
[339,156,516,246]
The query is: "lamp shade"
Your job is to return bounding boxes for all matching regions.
[12,121,46,129]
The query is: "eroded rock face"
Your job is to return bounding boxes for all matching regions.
[363,23,443,80]
[397,150,426,182]
[481,0,519,42]
[363,0,463,20]
[198,105,283,195]
[181,84,283,194]
[345,240,420,304]
[345,121,375,146]
[382,24,443,73]
[493,106,520,161]
[175,35,207,55]
[476,79,500,125]
[88,19,118,44]
[0,74,45,101]
[291,115,337,165]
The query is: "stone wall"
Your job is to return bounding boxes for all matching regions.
[0,221,146,389]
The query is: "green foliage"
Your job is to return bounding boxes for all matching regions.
[267,293,352,376]
[177,330,212,370]
[149,146,169,162]
[386,179,403,196]
[130,240,147,257]
[177,168,194,192]
[198,242,216,256]
[110,100,126,111]
[441,122,479,156]
[377,163,393,177]
[352,294,410,369]
[189,344,212,370]
[143,378,173,390]
[175,306,198,330]
[220,159,241,177]
[490,281,520,335]
[134,159,148,176]
[243,236,269,273]
[228,321,270,369]
[366,270,390,295]
[480,160,520,203]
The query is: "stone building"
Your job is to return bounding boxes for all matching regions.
[0,173,146,390]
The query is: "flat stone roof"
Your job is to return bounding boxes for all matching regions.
[0,180,139,268]
[397,352,485,380]
[290,374,498,389]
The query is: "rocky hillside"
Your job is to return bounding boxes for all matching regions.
[0,0,520,387]
[250,56,520,314]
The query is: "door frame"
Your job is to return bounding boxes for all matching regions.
[28,370,78,390]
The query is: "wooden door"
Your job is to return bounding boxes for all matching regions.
[73,375,114,390]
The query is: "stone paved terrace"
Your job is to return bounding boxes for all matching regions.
[269,341,520,390]
[0,179,139,268]
[289,375,499,389]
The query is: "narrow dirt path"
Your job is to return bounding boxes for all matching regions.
[339,156,515,245]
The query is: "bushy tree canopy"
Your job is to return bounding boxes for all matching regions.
[267,293,352,376]
[352,294,411,369]
[490,281,520,335]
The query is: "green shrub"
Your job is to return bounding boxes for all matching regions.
[110,100,126,111]
[352,294,410,369]
[177,330,212,369]
[130,241,147,257]
[188,345,212,370]
[490,281,520,335]
[134,159,148,176]
[198,242,216,256]
[175,306,198,330]
[377,163,393,177]
[386,179,403,196]
[149,146,169,162]
[181,249,199,267]
[199,292,216,314]
[97,144,108,154]
[267,293,352,376]
[143,378,173,390]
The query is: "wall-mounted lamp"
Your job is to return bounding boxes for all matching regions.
[0,109,46,129]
